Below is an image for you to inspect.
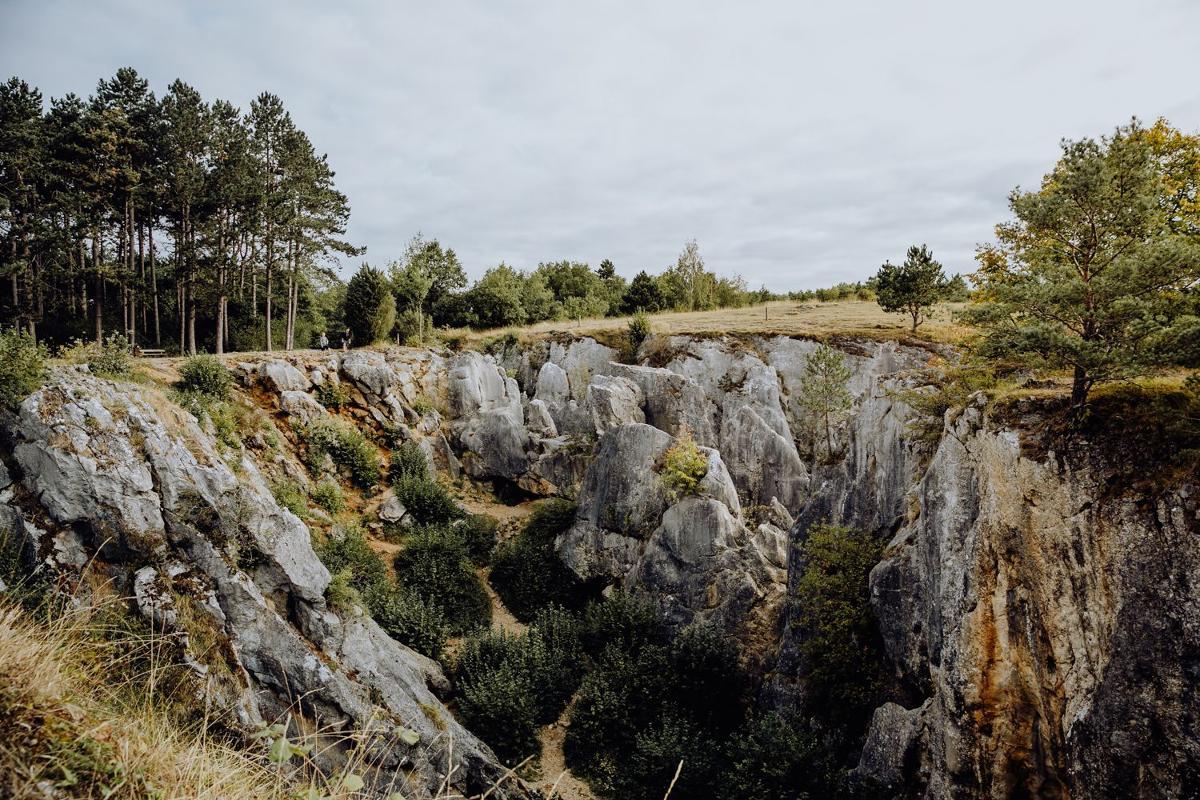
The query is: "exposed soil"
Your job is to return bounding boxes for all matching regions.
[535,703,595,800]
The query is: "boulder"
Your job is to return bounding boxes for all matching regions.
[279,390,328,426]
[339,351,397,401]
[585,375,645,433]
[258,359,310,393]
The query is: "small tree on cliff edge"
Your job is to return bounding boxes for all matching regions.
[797,344,853,462]
[966,119,1200,408]
[343,264,396,346]
[874,244,947,332]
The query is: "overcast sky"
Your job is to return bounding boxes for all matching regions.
[3,1,1198,290]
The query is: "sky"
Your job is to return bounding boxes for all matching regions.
[2,1,1199,290]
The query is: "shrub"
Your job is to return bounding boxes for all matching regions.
[625,311,652,362]
[455,513,498,565]
[717,713,845,800]
[658,428,708,499]
[366,584,448,661]
[565,643,672,789]
[393,474,462,525]
[794,523,884,730]
[389,440,430,482]
[325,568,362,611]
[343,265,396,346]
[456,659,539,765]
[393,528,489,635]
[580,591,665,657]
[314,380,350,409]
[623,715,721,800]
[88,333,132,377]
[454,613,585,763]
[176,354,233,400]
[270,478,307,518]
[303,421,381,489]
[313,525,389,599]
[489,500,585,621]
[0,329,47,410]
[309,479,345,513]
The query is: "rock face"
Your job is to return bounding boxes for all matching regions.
[0,370,531,799]
[852,398,1200,800]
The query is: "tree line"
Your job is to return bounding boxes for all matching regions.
[0,69,357,354]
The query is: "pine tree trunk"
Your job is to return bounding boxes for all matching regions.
[1071,366,1090,408]
[92,233,103,342]
[265,225,274,352]
[150,222,161,346]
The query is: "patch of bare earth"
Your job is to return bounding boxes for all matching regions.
[536,702,594,800]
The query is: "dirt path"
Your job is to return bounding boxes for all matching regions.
[535,702,595,800]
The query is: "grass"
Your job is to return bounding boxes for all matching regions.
[447,299,973,349]
[0,595,543,799]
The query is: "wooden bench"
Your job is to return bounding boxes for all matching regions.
[136,348,166,358]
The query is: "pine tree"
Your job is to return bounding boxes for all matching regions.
[797,344,853,461]
[874,244,946,332]
[343,264,395,346]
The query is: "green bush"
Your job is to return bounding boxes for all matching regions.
[393,474,462,525]
[343,265,396,346]
[393,528,489,635]
[325,568,363,612]
[389,440,430,482]
[794,523,884,730]
[176,354,233,400]
[270,478,308,518]
[310,479,345,513]
[454,611,585,764]
[623,715,720,800]
[717,713,845,800]
[88,333,132,377]
[455,513,498,565]
[580,591,665,657]
[456,658,539,766]
[625,311,652,362]
[303,420,382,489]
[489,500,585,621]
[658,428,708,499]
[0,329,47,410]
[366,584,448,661]
[314,380,350,409]
[314,525,389,599]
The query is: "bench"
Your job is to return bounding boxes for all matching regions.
[136,348,166,358]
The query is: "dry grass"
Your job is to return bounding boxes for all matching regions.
[0,600,288,800]
[456,300,974,348]
[0,597,531,799]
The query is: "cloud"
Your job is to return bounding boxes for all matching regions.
[2,0,1198,290]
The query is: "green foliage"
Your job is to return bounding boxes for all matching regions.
[313,380,349,409]
[270,478,307,518]
[621,270,666,314]
[968,120,1200,406]
[624,715,721,800]
[393,528,489,634]
[455,609,586,764]
[895,364,997,447]
[718,713,848,800]
[658,429,708,499]
[625,311,652,362]
[366,584,448,661]
[87,333,132,377]
[389,440,430,482]
[874,244,946,332]
[313,524,389,599]
[796,344,854,461]
[455,648,540,765]
[175,354,233,400]
[309,479,344,513]
[794,523,884,730]
[489,499,585,621]
[580,591,666,657]
[302,420,381,488]
[343,264,397,346]
[324,568,362,612]
[455,513,499,565]
[0,328,47,410]
[392,474,462,525]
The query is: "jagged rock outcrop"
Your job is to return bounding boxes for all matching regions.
[854,396,1200,800]
[0,369,531,799]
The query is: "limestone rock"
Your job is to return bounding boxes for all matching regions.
[280,390,328,425]
[258,359,310,393]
